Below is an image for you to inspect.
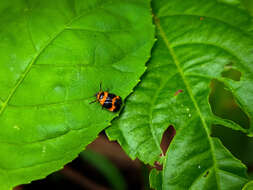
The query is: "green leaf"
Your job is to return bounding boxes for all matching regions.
[80,150,126,190]
[0,0,154,189]
[243,181,253,190]
[241,0,253,16]
[150,169,162,190]
[107,0,253,189]
[218,0,241,5]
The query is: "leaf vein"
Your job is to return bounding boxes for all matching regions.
[65,27,129,33]
[173,42,253,74]
[0,1,110,116]
[155,16,221,190]
[159,14,252,38]
[219,168,248,181]
[189,167,213,190]
[8,97,90,108]
[24,4,37,51]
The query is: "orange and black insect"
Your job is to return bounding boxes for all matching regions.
[90,83,122,112]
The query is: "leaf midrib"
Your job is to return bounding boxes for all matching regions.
[154,16,221,190]
[0,28,64,116]
[0,2,109,116]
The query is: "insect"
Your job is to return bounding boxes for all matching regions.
[90,83,122,112]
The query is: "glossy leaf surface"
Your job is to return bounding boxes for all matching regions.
[0,0,154,189]
[107,0,253,189]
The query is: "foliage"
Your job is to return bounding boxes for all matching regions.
[0,0,252,189]
[0,0,154,189]
[107,0,253,189]
[243,181,253,190]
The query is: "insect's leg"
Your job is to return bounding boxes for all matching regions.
[89,100,97,104]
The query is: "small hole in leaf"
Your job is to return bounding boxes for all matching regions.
[160,125,176,156]
[153,126,176,171]
[222,64,241,81]
[209,80,250,129]
[211,125,253,163]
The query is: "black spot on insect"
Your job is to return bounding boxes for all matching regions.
[90,83,122,112]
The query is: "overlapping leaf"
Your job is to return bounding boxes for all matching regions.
[107,0,253,189]
[243,181,253,190]
[0,0,155,189]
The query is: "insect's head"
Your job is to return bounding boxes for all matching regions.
[95,92,104,100]
[95,92,99,100]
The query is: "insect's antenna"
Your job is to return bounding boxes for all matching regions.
[89,100,97,104]
[99,82,102,91]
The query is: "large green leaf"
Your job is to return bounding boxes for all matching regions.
[107,0,253,189]
[0,0,154,189]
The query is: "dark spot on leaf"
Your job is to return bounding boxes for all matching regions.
[222,67,241,81]
[203,170,209,177]
[200,17,204,20]
[160,126,176,155]
[174,89,183,96]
